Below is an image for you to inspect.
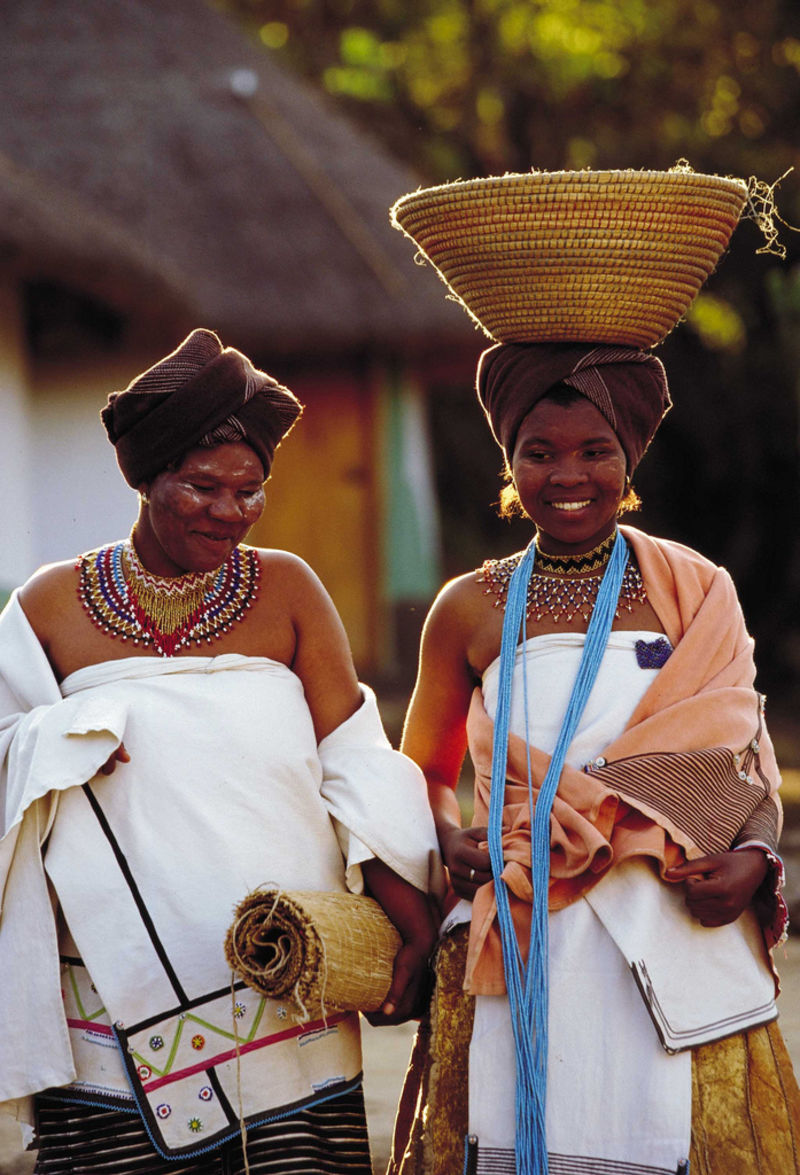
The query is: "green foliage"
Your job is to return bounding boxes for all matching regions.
[218,0,800,183]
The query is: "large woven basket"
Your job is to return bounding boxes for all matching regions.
[390,169,748,348]
[224,888,402,1018]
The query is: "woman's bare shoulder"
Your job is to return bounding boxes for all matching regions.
[418,567,505,675]
[17,557,84,647]
[18,558,80,607]
[250,548,337,617]
[252,547,321,585]
[426,565,503,628]
[433,566,489,609]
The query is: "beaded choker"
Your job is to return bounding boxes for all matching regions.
[478,534,647,624]
[534,532,616,575]
[77,538,261,656]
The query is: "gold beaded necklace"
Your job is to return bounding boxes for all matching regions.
[77,537,261,656]
[477,532,647,624]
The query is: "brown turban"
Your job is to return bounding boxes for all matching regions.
[476,342,671,472]
[101,329,303,487]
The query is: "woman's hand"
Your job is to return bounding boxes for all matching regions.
[665,848,768,927]
[99,742,130,776]
[361,858,438,1025]
[365,933,436,1026]
[440,824,493,900]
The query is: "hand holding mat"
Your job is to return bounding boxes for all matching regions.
[224,888,402,1017]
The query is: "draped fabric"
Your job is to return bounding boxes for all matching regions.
[388,930,800,1175]
[0,593,443,1157]
[465,525,785,996]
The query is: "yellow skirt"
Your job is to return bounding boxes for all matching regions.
[389,927,800,1175]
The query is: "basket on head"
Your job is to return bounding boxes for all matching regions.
[390,169,748,349]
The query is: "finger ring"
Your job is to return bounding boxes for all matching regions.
[469,868,475,881]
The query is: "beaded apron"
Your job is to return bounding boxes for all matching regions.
[77,539,260,656]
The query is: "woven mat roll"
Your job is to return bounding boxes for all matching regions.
[224,889,402,1016]
[390,168,749,348]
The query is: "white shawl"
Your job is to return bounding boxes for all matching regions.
[0,594,442,1154]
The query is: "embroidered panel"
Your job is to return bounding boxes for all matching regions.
[60,957,133,1106]
[114,989,362,1156]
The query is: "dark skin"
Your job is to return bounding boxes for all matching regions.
[20,441,436,1022]
[401,397,767,923]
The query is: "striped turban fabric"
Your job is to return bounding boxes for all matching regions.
[476,342,671,472]
[101,329,303,486]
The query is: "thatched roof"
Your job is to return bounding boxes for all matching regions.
[0,0,473,356]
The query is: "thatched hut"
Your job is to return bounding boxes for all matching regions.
[0,0,480,671]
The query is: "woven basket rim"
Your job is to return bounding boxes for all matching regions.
[391,168,748,209]
[389,167,747,346]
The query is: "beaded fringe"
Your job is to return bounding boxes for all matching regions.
[478,548,647,624]
[77,540,260,656]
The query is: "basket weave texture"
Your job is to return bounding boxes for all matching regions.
[224,889,402,1017]
[390,170,748,348]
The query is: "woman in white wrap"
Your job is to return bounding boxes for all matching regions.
[0,329,441,1175]
[389,341,799,1175]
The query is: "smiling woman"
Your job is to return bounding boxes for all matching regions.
[386,166,800,1175]
[390,339,799,1175]
[510,394,627,553]
[0,329,442,1175]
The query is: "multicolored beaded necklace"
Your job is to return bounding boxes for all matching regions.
[77,538,261,656]
[477,532,647,624]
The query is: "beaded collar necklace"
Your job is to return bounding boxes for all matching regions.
[77,537,261,656]
[477,531,647,623]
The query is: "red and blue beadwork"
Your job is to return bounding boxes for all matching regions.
[76,540,260,656]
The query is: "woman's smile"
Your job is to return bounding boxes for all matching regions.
[549,498,592,511]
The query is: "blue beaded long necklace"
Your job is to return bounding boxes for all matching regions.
[486,528,628,1175]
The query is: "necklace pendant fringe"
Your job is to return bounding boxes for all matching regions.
[478,541,647,624]
[77,539,261,655]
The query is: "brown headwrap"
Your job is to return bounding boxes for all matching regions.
[101,329,303,487]
[476,342,671,472]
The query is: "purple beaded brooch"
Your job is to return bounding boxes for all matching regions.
[634,636,673,669]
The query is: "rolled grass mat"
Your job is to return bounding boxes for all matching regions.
[225,888,402,1016]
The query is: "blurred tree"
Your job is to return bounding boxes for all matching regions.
[216,0,800,717]
[216,0,800,180]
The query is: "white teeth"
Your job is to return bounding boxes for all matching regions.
[552,500,590,511]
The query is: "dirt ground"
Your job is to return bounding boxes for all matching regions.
[3,936,800,1175]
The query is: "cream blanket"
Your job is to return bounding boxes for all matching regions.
[0,594,442,1155]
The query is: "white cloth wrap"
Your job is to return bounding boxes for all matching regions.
[471,632,689,1174]
[468,629,777,1173]
[0,592,442,1152]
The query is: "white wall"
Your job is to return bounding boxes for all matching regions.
[26,352,151,579]
[0,284,35,588]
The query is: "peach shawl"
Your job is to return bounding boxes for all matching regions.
[465,526,783,995]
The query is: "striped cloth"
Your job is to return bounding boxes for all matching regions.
[34,1088,372,1175]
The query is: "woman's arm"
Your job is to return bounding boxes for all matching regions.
[278,553,363,740]
[361,858,437,1022]
[401,577,493,898]
[285,553,439,1019]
